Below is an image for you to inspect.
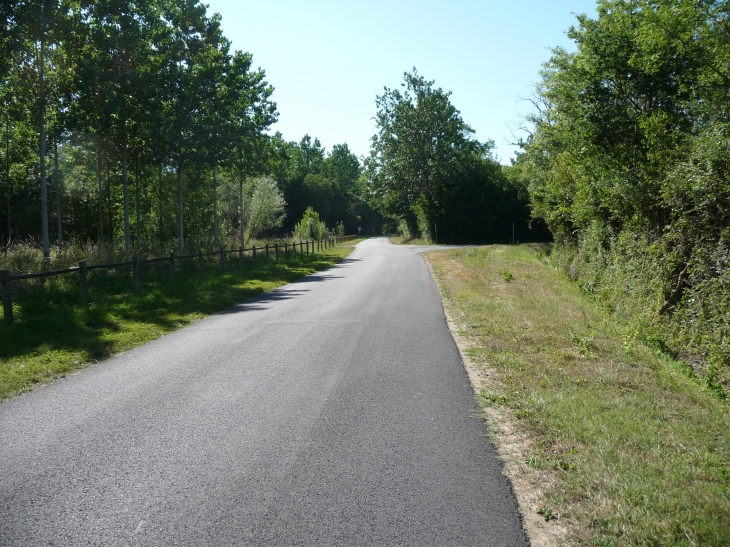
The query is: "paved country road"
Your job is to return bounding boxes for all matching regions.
[0,237,528,546]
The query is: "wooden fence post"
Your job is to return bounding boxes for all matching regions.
[265,244,270,264]
[170,252,176,283]
[198,249,204,280]
[1,270,12,325]
[306,240,309,255]
[220,248,226,275]
[252,245,257,265]
[239,247,243,270]
[275,244,279,262]
[285,243,289,260]
[133,256,140,294]
[79,261,88,306]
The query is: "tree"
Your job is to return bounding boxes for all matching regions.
[293,206,326,240]
[224,50,277,247]
[160,0,224,251]
[369,70,479,237]
[244,175,285,242]
[368,69,522,242]
[322,143,360,230]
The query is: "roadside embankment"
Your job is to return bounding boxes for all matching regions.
[426,244,730,547]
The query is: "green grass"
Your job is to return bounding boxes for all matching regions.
[0,241,362,401]
[426,244,730,547]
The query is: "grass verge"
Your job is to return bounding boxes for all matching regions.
[425,244,730,547]
[388,235,434,246]
[0,241,362,402]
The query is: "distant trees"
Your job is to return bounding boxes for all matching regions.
[366,70,540,243]
[270,135,376,236]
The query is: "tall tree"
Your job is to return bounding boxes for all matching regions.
[161,0,210,251]
[73,0,168,254]
[224,50,277,246]
[368,69,495,240]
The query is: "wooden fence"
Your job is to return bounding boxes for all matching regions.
[1,235,359,325]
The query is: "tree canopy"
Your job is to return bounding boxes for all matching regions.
[1,0,377,254]
[366,70,545,243]
[516,0,730,382]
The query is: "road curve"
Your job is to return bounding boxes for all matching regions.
[0,237,528,546]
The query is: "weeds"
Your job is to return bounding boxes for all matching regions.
[500,269,514,282]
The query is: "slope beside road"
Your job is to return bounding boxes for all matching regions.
[0,237,528,546]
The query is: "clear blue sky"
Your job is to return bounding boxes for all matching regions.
[203,0,598,164]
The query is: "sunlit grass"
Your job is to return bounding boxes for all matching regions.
[0,242,360,401]
[427,244,730,546]
[388,235,434,245]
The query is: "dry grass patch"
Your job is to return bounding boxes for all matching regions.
[426,244,730,547]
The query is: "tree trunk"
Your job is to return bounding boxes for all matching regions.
[405,209,420,239]
[135,156,141,248]
[39,35,50,261]
[107,166,113,250]
[5,113,10,245]
[213,164,218,247]
[177,164,184,251]
[122,141,131,255]
[54,136,62,245]
[158,164,163,243]
[96,136,104,246]
[239,176,244,247]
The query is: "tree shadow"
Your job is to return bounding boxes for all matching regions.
[0,255,359,364]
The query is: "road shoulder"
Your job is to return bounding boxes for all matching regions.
[425,251,566,547]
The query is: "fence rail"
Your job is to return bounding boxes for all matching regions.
[1,235,359,325]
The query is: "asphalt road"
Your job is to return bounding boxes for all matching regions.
[0,237,528,546]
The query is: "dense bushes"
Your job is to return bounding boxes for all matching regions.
[518,0,730,386]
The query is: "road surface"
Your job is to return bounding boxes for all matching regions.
[0,237,528,546]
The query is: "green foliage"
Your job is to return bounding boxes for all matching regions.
[0,1,379,252]
[244,175,286,242]
[1,0,280,254]
[519,0,730,386]
[272,136,374,235]
[293,206,327,241]
[367,69,544,243]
